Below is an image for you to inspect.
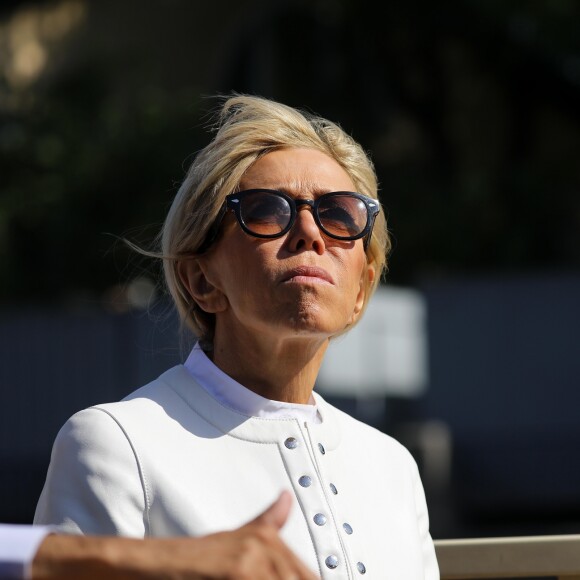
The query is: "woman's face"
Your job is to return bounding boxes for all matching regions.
[195,147,374,344]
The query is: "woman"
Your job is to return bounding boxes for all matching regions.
[35,94,439,579]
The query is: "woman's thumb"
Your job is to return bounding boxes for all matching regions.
[251,490,293,530]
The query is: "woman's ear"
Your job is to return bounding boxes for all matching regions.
[350,261,376,325]
[177,258,228,314]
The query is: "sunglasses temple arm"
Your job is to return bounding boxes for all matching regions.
[363,212,378,251]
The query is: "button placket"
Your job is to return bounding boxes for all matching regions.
[338,505,369,576]
[334,496,368,575]
[302,424,357,578]
[280,426,348,578]
[305,427,369,579]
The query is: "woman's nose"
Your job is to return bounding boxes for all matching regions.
[286,205,326,254]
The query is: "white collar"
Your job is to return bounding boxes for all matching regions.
[184,344,322,424]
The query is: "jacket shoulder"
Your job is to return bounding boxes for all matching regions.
[94,365,193,414]
[317,393,418,465]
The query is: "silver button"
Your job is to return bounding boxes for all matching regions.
[357,562,366,574]
[329,483,338,495]
[284,437,298,449]
[343,522,353,535]
[318,443,325,454]
[313,513,327,526]
[325,555,339,569]
[298,475,312,487]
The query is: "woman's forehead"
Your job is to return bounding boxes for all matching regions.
[239,148,355,194]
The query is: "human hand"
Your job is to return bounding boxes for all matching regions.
[32,490,319,579]
[169,489,318,579]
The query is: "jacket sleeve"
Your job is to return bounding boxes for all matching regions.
[33,407,148,537]
[0,524,53,580]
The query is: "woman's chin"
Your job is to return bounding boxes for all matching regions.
[282,310,347,339]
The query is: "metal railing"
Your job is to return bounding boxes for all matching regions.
[435,534,580,579]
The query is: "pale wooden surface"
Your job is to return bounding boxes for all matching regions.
[435,534,580,579]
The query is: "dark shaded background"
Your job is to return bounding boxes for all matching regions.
[1,0,579,540]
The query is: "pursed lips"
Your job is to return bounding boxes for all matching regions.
[281,266,335,285]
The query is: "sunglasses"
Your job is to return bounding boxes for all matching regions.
[198,188,380,252]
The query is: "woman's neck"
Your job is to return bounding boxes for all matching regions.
[209,330,329,404]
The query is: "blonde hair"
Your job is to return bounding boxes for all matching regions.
[161,94,391,345]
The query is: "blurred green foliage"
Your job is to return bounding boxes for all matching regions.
[1,0,579,306]
[1,70,203,302]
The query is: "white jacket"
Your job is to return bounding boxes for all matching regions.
[34,365,439,579]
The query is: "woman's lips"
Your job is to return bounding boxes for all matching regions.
[282,266,334,285]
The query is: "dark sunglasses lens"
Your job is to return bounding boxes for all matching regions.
[240,192,292,236]
[318,195,368,238]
